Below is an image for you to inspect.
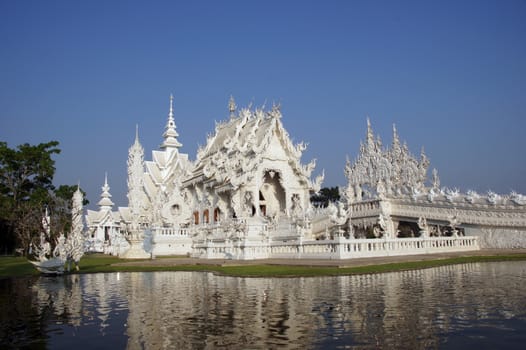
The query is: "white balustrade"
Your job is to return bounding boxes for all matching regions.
[191,236,479,260]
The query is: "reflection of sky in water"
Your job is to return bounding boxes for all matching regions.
[1,262,526,349]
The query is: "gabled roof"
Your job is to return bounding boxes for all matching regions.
[183,103,323,192]
[86,209,121,226]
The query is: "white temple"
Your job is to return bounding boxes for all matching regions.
[85,96,526,259]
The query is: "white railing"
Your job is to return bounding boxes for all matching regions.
[152,227,189,236]
[270,236,479,259]
[191,236,479,260]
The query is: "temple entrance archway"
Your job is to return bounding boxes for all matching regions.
[260,170,286,217]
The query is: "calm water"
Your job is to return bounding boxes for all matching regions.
[1,262,526,349]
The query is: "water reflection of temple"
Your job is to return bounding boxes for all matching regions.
[122,263,526,349]
[10,262,526,349]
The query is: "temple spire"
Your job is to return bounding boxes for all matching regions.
[98,172,114,211]
[160,94,182,149]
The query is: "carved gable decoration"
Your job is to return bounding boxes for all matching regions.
[187,103,323,192]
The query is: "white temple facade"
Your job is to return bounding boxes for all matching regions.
[144,95,193,256]
[85,96,526,259]
[85,174,129,255]
[344,120,526,249]
[182,99,325,259]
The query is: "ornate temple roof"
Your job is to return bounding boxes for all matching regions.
[86,173,122,226]
[142,96,192,209]
[345,119,430,198]
[183,98,323,192]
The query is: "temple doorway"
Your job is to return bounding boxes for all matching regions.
[259,170,286,217]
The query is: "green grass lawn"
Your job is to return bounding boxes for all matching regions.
[1,253,526,279]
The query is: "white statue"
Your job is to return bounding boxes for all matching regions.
[465,190,479,204]
[431,168,440,190]
[448,212,460,237]
[487,191,500,205]
[290,193,303,219]
[30,188,85,274]
[243,191,254,217]
[417,217,429,238]
[329,202,348,226]
[510,191,526,206]
[65,186,85,271]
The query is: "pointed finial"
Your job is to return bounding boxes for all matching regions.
[99,172,114,209]
[366,117,374,147]
[229,95,237,113]
[229,95,237,120]
[135,124,139,142]
[169,94,174,118]
[392,123,400,149]
[270,101,282,119]
[160,94,182,149]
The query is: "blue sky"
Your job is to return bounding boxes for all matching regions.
[1,0,525,209]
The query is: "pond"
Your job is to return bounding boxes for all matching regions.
[1,261,526,349]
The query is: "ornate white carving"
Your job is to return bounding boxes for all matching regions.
[465,190,480,204]
[30,188,85,273]
[487,191,500,205]
[345,119,526,248]
[445,188,460,203]
[66,186,85,270]
[511,191,526,206]
[345,120,429,201]
[418,216,429,238]
[127,126,146,234]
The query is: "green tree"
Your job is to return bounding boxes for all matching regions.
[0,141,60,254]
[310,186,341,207]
